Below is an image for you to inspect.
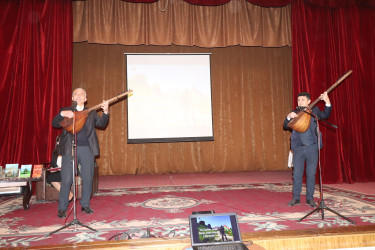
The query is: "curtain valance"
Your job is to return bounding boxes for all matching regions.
[73,0,291,47]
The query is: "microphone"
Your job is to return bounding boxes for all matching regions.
[296,106,307,111]
[72,101,77,110]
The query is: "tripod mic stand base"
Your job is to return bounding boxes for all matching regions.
[45,218,97,237]
[298,200,356,225]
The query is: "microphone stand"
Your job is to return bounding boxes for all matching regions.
[297,109,356,224]
[46,107,97,237]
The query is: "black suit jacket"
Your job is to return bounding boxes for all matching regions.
[52,107,109,157]
[283,105,332,151]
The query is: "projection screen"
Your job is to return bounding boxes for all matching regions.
[126,53,214,143]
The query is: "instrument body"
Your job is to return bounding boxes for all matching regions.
[287,70,352,133]
[60,109,90,134]
[287,109,312,133]
[60,90,133,134]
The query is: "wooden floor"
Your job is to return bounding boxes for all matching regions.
[28,225,375,249]
[246,225,375,250]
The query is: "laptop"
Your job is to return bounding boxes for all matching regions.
[189,212,248,250]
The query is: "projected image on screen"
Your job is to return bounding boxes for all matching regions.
[196,215,234,243]
[126,53,214,143]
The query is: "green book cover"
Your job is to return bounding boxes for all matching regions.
[19,164,32,177]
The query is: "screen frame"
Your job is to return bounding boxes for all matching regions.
[189,213,242,247]
[125,53,214,144]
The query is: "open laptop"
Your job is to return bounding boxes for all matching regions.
[189,212,248,250]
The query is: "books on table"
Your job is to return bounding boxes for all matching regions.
[19,164,32,177]
[4,164,19,178]
[32,164,43,178]
[1,164,24,194]
[0,164,44,179]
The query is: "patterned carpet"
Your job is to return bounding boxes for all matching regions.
[1,183,375,248]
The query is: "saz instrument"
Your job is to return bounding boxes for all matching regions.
[287,70,352,133]
[60,89,133,134]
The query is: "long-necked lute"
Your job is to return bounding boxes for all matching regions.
[60,89,133,134]
[287,70,352,133]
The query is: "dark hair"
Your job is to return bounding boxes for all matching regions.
[51,134,61,158]
[297,92,311,100]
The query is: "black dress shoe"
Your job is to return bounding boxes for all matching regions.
[57,210,66,218]
[288,199,300,206]
[81,206,94,214]
[306,199,317,207]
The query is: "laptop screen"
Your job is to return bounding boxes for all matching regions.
[189,213,242,247]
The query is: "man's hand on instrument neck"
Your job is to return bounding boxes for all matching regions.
[320,92,331,105]
[101,100,109,114]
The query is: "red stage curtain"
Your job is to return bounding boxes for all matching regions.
[0,0,72,165]
[292,0,375,183]
[305,0,375,8]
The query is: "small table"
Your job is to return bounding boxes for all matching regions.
[0,177,42,210]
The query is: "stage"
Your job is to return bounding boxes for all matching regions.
[26,226,375,249]
[1,171,375,249]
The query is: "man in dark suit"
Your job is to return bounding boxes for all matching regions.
[52,88,109,218]
[283,92,331,208]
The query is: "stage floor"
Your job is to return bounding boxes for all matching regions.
[99,170,375,195]
[93,171,375,249]
[3,170,375,249]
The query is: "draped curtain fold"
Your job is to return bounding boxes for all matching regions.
[73,0,291,47]
[0,0,72,165]
[122,0,293,7]
[304,0,375,8]
[292,0,375,183]
[120,0,375,7]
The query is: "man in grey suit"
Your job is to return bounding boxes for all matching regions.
[283,92,331,208]
[52,88,109,218]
